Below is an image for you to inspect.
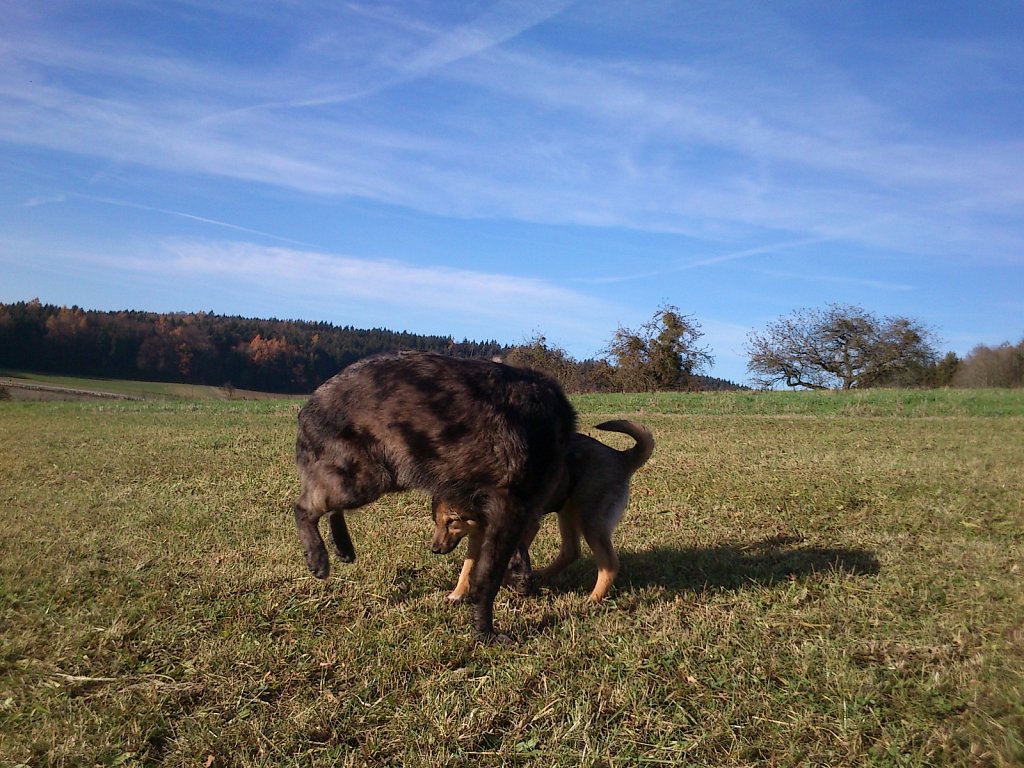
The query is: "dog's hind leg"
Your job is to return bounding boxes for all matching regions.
[294,501,330,580]
[293,457,383,578]
[503,515,540,596]
[580,495,624,602]
[449,532,481,604]
[328,512,356,563]
[582,528,619,602]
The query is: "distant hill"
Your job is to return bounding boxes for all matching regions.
[694,374,748,392]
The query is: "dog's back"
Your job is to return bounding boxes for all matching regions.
[297,352,576,508]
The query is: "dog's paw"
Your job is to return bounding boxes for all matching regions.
[305,549,330,580]
[446,590,469,605]
[331,536,356,563]
[509,575,538,597]
[474,630,515,647]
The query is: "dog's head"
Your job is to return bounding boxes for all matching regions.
[430,497,480,554]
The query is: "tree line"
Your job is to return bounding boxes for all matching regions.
[0,300,503,394]
[949,340,1024,388]
[513,302,1018,392]
[1,299,1018,393]
[0,300,740,394]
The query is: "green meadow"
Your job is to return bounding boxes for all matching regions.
[1,389,1022,766]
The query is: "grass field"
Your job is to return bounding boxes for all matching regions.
[1,390,1022,766]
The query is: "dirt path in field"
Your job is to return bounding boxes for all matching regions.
[0,377,143,401]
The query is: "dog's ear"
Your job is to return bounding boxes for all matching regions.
[433,498,472,527]
[432,497,456,522]
[447,519,479,539]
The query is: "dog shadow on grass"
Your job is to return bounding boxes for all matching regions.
[547,533,880,599]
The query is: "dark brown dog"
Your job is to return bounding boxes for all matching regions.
[432,420,654,603]
[293,351,576,642]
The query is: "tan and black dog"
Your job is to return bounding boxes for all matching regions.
[293,351,576,643]
[432,419,654,603]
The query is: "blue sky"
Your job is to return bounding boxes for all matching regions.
[2,0,1022,385]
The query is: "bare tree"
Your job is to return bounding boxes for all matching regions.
[746,304,939,390]
[605,305,713,391]
[953,341,1024,388]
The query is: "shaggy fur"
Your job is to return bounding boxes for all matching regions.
[293,351,576,642]
[433,419,655,603]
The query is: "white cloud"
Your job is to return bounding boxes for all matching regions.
[107,239,617,338]
[1,1,1022,265]
[752,269,915,293]
[22,193,65,207]
[71,194,313,245]
[0,229,621,354]
[402,0,575,74]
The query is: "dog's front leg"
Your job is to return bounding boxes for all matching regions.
[449,531,481,603]
[468,493,527,644]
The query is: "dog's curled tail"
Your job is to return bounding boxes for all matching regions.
[594,420,655,474]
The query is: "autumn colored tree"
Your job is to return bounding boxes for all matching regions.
[504,334,580,392]
[43,305,89,370]
[605,305,713,391]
